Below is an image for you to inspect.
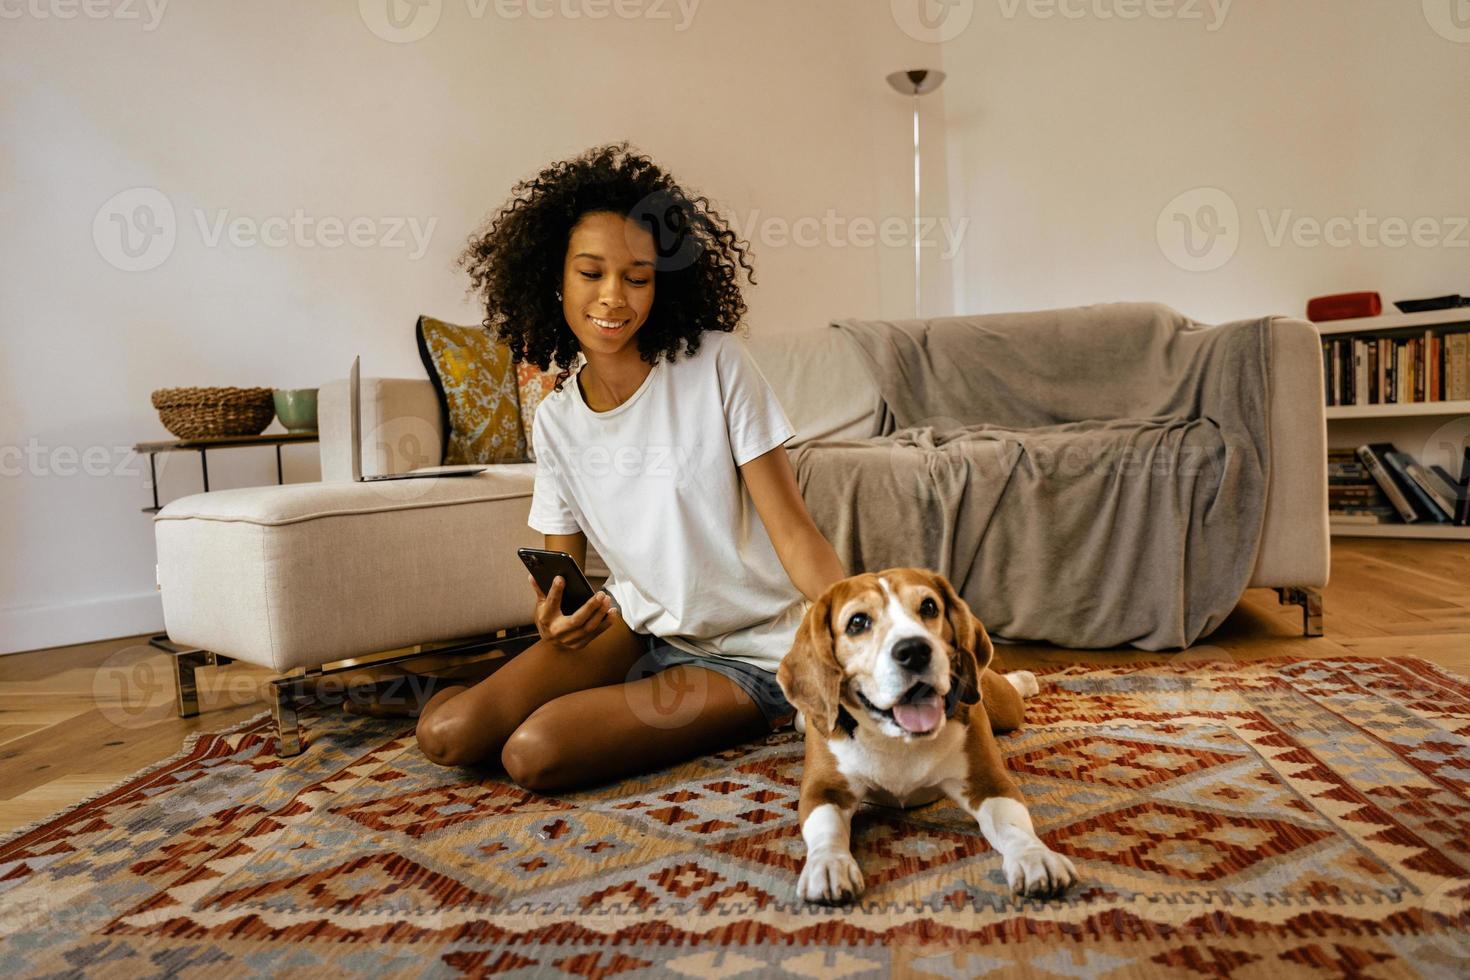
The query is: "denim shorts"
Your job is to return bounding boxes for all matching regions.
[633,634,794,729]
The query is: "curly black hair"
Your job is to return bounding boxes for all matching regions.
[460,142,757,394]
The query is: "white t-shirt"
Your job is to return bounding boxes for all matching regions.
[527,330,810,671]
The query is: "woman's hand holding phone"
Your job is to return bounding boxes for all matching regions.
[529,573,619,650]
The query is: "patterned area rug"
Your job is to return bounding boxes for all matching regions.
[2,656,1467,978]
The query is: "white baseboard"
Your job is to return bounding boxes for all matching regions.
[0,591,164,656]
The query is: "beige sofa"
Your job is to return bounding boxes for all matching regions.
[154,313,1328,753]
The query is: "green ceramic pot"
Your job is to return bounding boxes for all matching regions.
[273,388,318,433]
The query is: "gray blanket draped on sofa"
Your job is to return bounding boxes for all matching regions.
[788,302,1273,651]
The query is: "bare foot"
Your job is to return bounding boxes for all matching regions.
[342,673,449,719]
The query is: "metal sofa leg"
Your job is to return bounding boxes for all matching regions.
[172,650,233,718]
[174,650,208,718]
[1275,587,1324,637]
[271,675,305,757]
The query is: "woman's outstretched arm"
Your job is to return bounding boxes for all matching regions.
[740,445,847,603]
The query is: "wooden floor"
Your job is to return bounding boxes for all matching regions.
[1,538,1465,835]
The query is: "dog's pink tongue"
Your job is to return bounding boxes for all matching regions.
[892,693,944,734]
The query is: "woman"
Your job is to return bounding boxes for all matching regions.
[413,143,847,791]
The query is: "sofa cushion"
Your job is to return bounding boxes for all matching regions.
[517,360,565,461]
[746,326,882,446]
[415,315,528,464]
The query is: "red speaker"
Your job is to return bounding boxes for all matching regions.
[1307,292,1382,323]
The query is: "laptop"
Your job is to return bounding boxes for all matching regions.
[350,356,488,481]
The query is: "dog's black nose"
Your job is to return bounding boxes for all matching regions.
[891,638,932,672]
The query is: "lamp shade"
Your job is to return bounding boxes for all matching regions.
[885,69,946,96]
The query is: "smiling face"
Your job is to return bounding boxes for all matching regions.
[561,210,657,355]
[778,568,989,741]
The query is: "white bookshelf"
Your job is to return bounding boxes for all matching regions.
[1326,400,1470,420]
[1330,522,1470,540]
[1319,307,1470,540]
[1316,306,1470,337]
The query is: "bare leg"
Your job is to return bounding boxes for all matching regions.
[415,616,647,767]
[498,665,770,792]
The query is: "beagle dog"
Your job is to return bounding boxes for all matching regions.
[776,567,1077,905]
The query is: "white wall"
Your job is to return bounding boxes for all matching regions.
[0,0,937,654]
[936,0,1470,324]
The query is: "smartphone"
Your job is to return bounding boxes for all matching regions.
[517,548,616,618]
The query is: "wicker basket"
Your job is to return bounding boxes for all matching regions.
[151,387,276,440]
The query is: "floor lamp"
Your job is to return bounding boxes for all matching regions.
[886,69,946,319]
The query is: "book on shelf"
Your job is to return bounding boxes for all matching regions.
[1459,447,1470,526]
[1403,457,1466,522]
[1329,507,1398,525]
[1355,443,1424,523]
[1386,451,1450,523]
[1321,328,1470,406]
[1329,489,1388,509]
[1328,448,1392,523]
[1345,443,1469,527]
[1452,333,1469,400]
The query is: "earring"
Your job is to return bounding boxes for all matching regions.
[555,289,562,300]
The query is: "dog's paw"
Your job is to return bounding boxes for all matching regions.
[798,850,864,905]
[1003,845,1076,899]
[1005,670,1040,699]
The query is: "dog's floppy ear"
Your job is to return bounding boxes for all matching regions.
[933,573,992,706]
[777,587,843,736]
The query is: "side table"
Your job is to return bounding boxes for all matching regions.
[133,430,320,514]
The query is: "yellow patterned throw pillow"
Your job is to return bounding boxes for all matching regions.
[516,360,565,462]
[415,315,528,464]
